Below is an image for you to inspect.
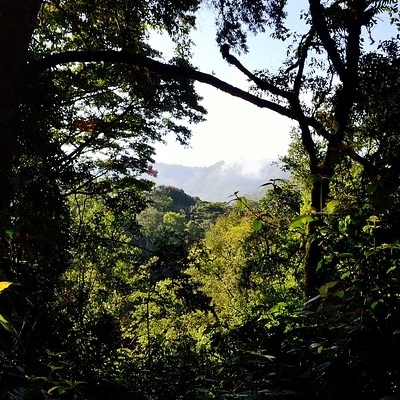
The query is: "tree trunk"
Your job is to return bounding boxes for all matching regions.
[304,169,331,297]
[0,0,41,229]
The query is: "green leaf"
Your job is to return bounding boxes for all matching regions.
[235,196,248,211]
[368,215,380,224]
[0,314,16,335]
[365,249,376,257]
[334,290,345,299]
[306,174,321,184]
[362,224,374,233]
[325,199,340,214]
[253,219,264,232]
[319,281,338,297]
[5,228,19,240]
[316,259,324,272]
[290,214,314,229]
[371,299,383,309]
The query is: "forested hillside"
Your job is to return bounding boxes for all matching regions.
[0,1,399,399]
[148,160,289,201]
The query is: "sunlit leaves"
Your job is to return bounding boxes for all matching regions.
[324,199,340,214]
[252,218,264,232]
[0,282,13,292]
[290,214,314,230]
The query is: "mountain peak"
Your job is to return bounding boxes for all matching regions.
[148,159,289,202]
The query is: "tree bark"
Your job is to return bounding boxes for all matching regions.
[303,0,363,297]
[304,174,331,297]
[0,0,42,239]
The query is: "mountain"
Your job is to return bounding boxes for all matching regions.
[147,159,289,202]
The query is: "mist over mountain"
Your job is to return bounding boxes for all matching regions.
[148,158,289,202]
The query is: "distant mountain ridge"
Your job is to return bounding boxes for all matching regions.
[148,159,289,202]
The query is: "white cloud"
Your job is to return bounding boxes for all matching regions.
[222,157,277,179]
[154,84,293,167]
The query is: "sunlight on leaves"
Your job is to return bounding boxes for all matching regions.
[0,282,13,292]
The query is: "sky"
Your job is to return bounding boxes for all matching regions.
[154,84,294,167]
[150,2,397,168]
[150,5,298,168]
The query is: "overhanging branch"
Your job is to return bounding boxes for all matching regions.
[33,49,374,172]
[33,50,296,120]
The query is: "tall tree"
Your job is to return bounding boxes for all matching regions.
[203,0,400,295]
[0,0,205,256]
[0,0,42,239]
[0,1,207,395]
[0,0,209,304]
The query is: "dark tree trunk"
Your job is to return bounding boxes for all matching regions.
[302,0,362,298]
[0,0,41,233]
[304,175,331,297]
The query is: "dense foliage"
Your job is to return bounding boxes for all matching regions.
[0,0,399,399]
